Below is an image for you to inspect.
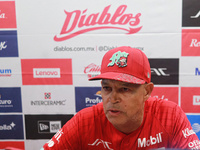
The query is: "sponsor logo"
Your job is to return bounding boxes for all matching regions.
[0,1,16,28]
[0,88,22,113]
[138,132,163,148]
[193,95,200,105]
[0,69,12,77]
[191,10,200,19]
[0,10,6,19]
[21,59,72,85]
[0,122,15,130]
[25,115,73,139]
[181,87,200,113]
[188,140,200,149]
[84,63,100,78]
[182,128,196,138]
[88,139,113,150]
[187,115,200,139]
[0,41,7,50]
[182,0,200,27]
[192,123,200,134]
[0,31,18,57]
[0,141,24,149]
[151,68,169,76]
[108,51,129,67]
[182,29,200,56]
[151,87,178,104]
[190,39,200,47]
[54,5,142,41]
[31,92,66,106]
[38,121,61,133]
[47,129,64,148]
[195,68,200,75]
[0,115,24,139]
[33,68,60,78]
[75,87,102,112]
[149,59,179,85]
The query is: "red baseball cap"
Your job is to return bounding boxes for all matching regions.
[89,46,151,84]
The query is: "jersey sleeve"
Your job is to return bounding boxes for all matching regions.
[42,113,81,150]
[170,104,200,149]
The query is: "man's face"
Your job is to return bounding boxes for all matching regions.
[101,79,150,133]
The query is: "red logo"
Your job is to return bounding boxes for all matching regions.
[54,5,142,41]
[181,87,200,113]
[182,29,200,56]
[21,59,72,85]
[0,1,17,28]
[151,87,178,104]
[84,63,101,78]
[0,141,24,150]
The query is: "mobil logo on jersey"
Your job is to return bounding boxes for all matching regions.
[21,59,72,85]
[151,87,178,104]
[0,1,16,28]
[0,87,22,113]
[181,87,200,113]
[54,5,142,41]
[149,59,179,85]
[0,115,24,139]
[0,31,18,57]
[75,87,102,112]
[182,29,200,56]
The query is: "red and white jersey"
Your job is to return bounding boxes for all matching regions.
[42,97,200,150]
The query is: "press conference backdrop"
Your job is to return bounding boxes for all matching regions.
[0,0,199,149]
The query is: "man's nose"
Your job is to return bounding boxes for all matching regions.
[109,90,120,104]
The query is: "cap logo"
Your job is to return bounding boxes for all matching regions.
[108,51,129,67]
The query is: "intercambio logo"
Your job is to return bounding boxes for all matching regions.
[33,68,61,78]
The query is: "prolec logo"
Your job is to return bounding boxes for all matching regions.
[21,59,72,85]
[54,5,142,41]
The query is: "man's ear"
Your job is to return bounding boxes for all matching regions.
[144,82,154,101]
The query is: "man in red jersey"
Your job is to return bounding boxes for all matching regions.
[42,46,200,150]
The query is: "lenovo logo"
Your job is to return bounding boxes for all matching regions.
[33,68,60,78]
[21,59,72,85]
[54,5,142,41]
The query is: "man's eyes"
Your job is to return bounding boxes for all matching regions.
[102,86,111,91]
[102,86,130,92]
